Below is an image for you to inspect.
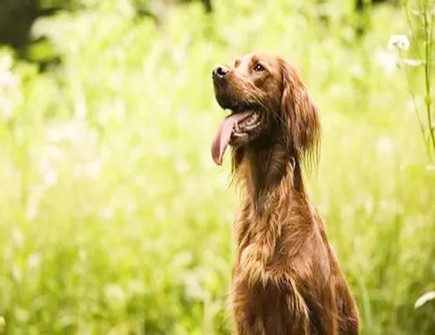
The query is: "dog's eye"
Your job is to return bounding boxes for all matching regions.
[253,63,264,72]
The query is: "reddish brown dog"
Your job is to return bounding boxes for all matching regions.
[211,53,359,335]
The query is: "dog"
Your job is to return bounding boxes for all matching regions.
[211,52,359,334]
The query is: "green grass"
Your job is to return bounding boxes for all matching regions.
[0,0,434,334]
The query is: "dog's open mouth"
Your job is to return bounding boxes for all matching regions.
[211,110,261,165]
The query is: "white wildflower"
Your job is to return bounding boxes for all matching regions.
[26,185,44,220]
[78,249,87,261]
[85,160,101,179]
[100,207,114,220]
[0,54,18,88]
[403,58,424,67]
[47,121,83,144]
[73,160,101,179]
[376,135,395,157]
[415,291,435,309]
[388,34,410,51]
[0,96,14,118]
[12,227,24,248]
[44,169,58,187]
[374,49,398,75]
[105,284,126,307]
[27,253,41,268]
[0,53,20,118]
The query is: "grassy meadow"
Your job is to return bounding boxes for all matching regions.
[0,0,434,334]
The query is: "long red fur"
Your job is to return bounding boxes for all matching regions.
[214,53,359,334]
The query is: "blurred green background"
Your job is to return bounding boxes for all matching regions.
[0,0,434,334]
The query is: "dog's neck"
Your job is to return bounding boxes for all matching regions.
[233,140,307,213]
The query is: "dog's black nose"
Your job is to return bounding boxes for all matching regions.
[213,65,229,80]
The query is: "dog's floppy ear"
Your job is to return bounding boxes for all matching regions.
[280,59,320,163]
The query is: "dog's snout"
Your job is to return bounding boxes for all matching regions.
[213,65,229,80]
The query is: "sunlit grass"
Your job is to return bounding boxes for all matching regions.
[0,0,434,334]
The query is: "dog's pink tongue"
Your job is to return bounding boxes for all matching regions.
[211,111,252,165]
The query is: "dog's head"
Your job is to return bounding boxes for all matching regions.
[211,52,320,166]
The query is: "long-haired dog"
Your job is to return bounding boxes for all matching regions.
[211,52,359,335]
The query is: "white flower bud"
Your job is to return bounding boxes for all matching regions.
[388,34,410,51]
